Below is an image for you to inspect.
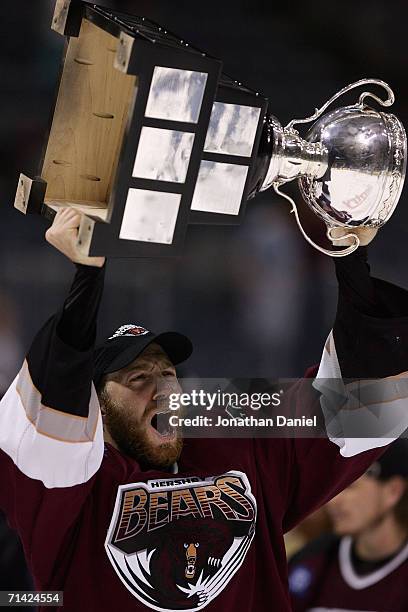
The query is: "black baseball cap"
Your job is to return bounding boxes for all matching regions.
[93,323,193,388]
[365,438,408,480]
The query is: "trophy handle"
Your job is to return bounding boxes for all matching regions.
[285,79,395,132]
[273,184,360,257]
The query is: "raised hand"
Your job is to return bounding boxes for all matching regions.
[45,207,105,267]
[329,226,378,247]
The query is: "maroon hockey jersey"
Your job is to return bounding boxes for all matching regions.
[0,345,402,611]
[0,408,394,611]
[289,534,408,611]
[1,258,408,611]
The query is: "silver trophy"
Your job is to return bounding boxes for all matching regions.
[14,2,406,257]
[259,79,407,256]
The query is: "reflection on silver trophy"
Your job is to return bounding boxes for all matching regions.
[14,1,407,257]
[259,79,407,256]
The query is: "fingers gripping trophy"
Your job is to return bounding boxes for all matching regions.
[45,207,105,268]
[14,1,407,258]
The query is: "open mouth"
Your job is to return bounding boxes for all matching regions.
[185,564,196,578]
[149,410,176,440]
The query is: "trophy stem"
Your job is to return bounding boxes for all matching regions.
[260,116,328,192]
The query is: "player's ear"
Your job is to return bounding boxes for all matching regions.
[384,476,407,509]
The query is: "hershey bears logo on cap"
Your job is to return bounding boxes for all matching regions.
[108,324,150,340]
[105,470,257,610]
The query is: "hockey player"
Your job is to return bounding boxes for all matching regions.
[289,439,408,611]
[0,207,407,611]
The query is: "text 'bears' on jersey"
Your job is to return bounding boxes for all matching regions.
[105,470,257,611]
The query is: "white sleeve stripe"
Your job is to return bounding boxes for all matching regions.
[16,360,99,443]
[343,374,408,408]
[316,331,341,379]
[0,370,104,488]
[313,331,408,457]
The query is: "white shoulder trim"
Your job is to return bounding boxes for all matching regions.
[313,332,408,457]
[0,364,104,488]
[339,536,408,590]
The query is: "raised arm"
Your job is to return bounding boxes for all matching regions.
[0,209,107,490]
[333,246,408,378]
[269,242,408,531]
[0,210,109,575]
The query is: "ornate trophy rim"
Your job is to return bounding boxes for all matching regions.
[373,112,407,227]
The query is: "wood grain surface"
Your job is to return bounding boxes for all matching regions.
[42,18,137,214]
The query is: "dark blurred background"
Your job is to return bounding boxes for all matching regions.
[0,0,407,601]
[1,0,408,385]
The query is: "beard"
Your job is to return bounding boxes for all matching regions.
[99,388,183,470]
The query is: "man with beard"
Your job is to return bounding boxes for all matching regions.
[0,207,407,612]
[97,342,185,471]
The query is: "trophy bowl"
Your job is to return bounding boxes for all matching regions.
[258,79,407,256]
[299,105,407,230]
